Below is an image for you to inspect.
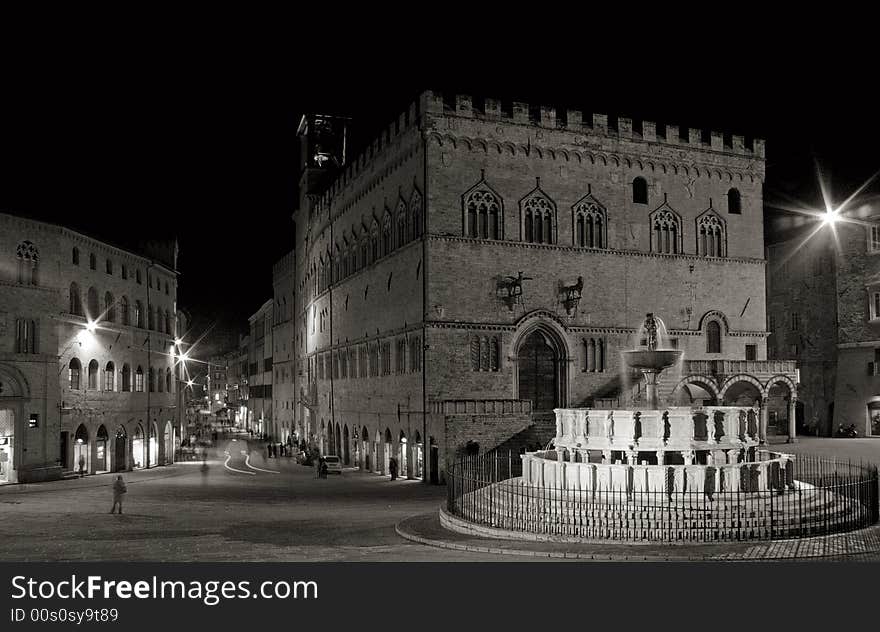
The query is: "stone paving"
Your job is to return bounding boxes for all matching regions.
[396,512,880,561]
[1,435,877,562]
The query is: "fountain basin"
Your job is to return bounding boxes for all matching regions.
[622,349,682,372]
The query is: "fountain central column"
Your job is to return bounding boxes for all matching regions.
[642,369,660,409]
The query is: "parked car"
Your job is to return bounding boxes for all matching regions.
[322,455,343,475]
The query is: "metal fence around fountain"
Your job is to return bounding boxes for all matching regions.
[446,449,880,542]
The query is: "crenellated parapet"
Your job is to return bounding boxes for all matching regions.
[422,91,765,160]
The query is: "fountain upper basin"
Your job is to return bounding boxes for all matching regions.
[622,349,683,372]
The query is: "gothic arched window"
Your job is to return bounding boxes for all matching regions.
[122,363,132,392]
[573,199,607,249]
[166,368,173,393]
[463,187,501,239]
[632,177,648,204]
[410,190,423,239]
[382,212,393,256]
[697,213,726,257]
[135,301,144,328]
[165,310,172,335]
[521,191,556,244]
[72,247,80,265]
[16,240,39,285]
[135,366,144,392]
[650,207,682,254]
[396,201,407,247]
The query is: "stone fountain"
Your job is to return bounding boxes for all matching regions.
[623,312,681,410]
[440,314,878,543]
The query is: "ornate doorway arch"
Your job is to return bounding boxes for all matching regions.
[514,322,569,411]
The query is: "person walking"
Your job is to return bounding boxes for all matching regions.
[389,456,398,481]
[110,475,127,514]
[78,454,86,478]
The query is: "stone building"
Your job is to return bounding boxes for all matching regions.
[272,251,296,443]
[0,211,180,483]
[766,229,836,436]
[292,92,798,484]
[831,215,880,436]
[247,300,273,438]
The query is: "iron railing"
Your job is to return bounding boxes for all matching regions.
[446,449,879,542]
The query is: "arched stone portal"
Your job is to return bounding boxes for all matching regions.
[362,426,370,470]
[96,425,109,473]
[132,424,145,469]
[384,428,392,475]
[516,325,567,411]
[399,430,408,479]
[114,426,127,472]
[0,409,14,483]
[74,424,90,475]
[342,425,350,465]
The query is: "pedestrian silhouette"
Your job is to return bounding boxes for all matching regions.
[389,457,399,481]
[110,475,127,514]
[78,454,86,478]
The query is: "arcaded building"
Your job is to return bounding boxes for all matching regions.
[0,212,180,483]
[293,92,798,484]
[272,251,296,443]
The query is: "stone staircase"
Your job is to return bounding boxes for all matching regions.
[456,481,868,542]
[494,412,558,456]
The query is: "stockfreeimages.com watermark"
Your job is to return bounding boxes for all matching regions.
[10,575,318,607]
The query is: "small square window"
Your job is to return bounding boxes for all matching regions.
[745,345,757,361]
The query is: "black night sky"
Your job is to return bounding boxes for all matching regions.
[3,45,879,344]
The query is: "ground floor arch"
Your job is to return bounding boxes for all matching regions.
[0,409,14,484]
[413,431,423,479]
[114,426,127,472]
[132,424,145,469]
[672,376,719,406]
[360,426,370,470]
[73,423,90,475]
[384,428,392,475]
[399,430,408,478]
[342,425,350,465]
[373,430,382,474]
[95,425,109,473]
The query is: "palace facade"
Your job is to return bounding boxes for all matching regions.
[0,212,181,483]
[292,92,798,483]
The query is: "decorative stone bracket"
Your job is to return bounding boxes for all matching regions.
[559,276,583,316]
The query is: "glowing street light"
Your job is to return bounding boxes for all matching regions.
[85,320,97,334]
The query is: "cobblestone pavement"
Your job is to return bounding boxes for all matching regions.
[2,435,878,562]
